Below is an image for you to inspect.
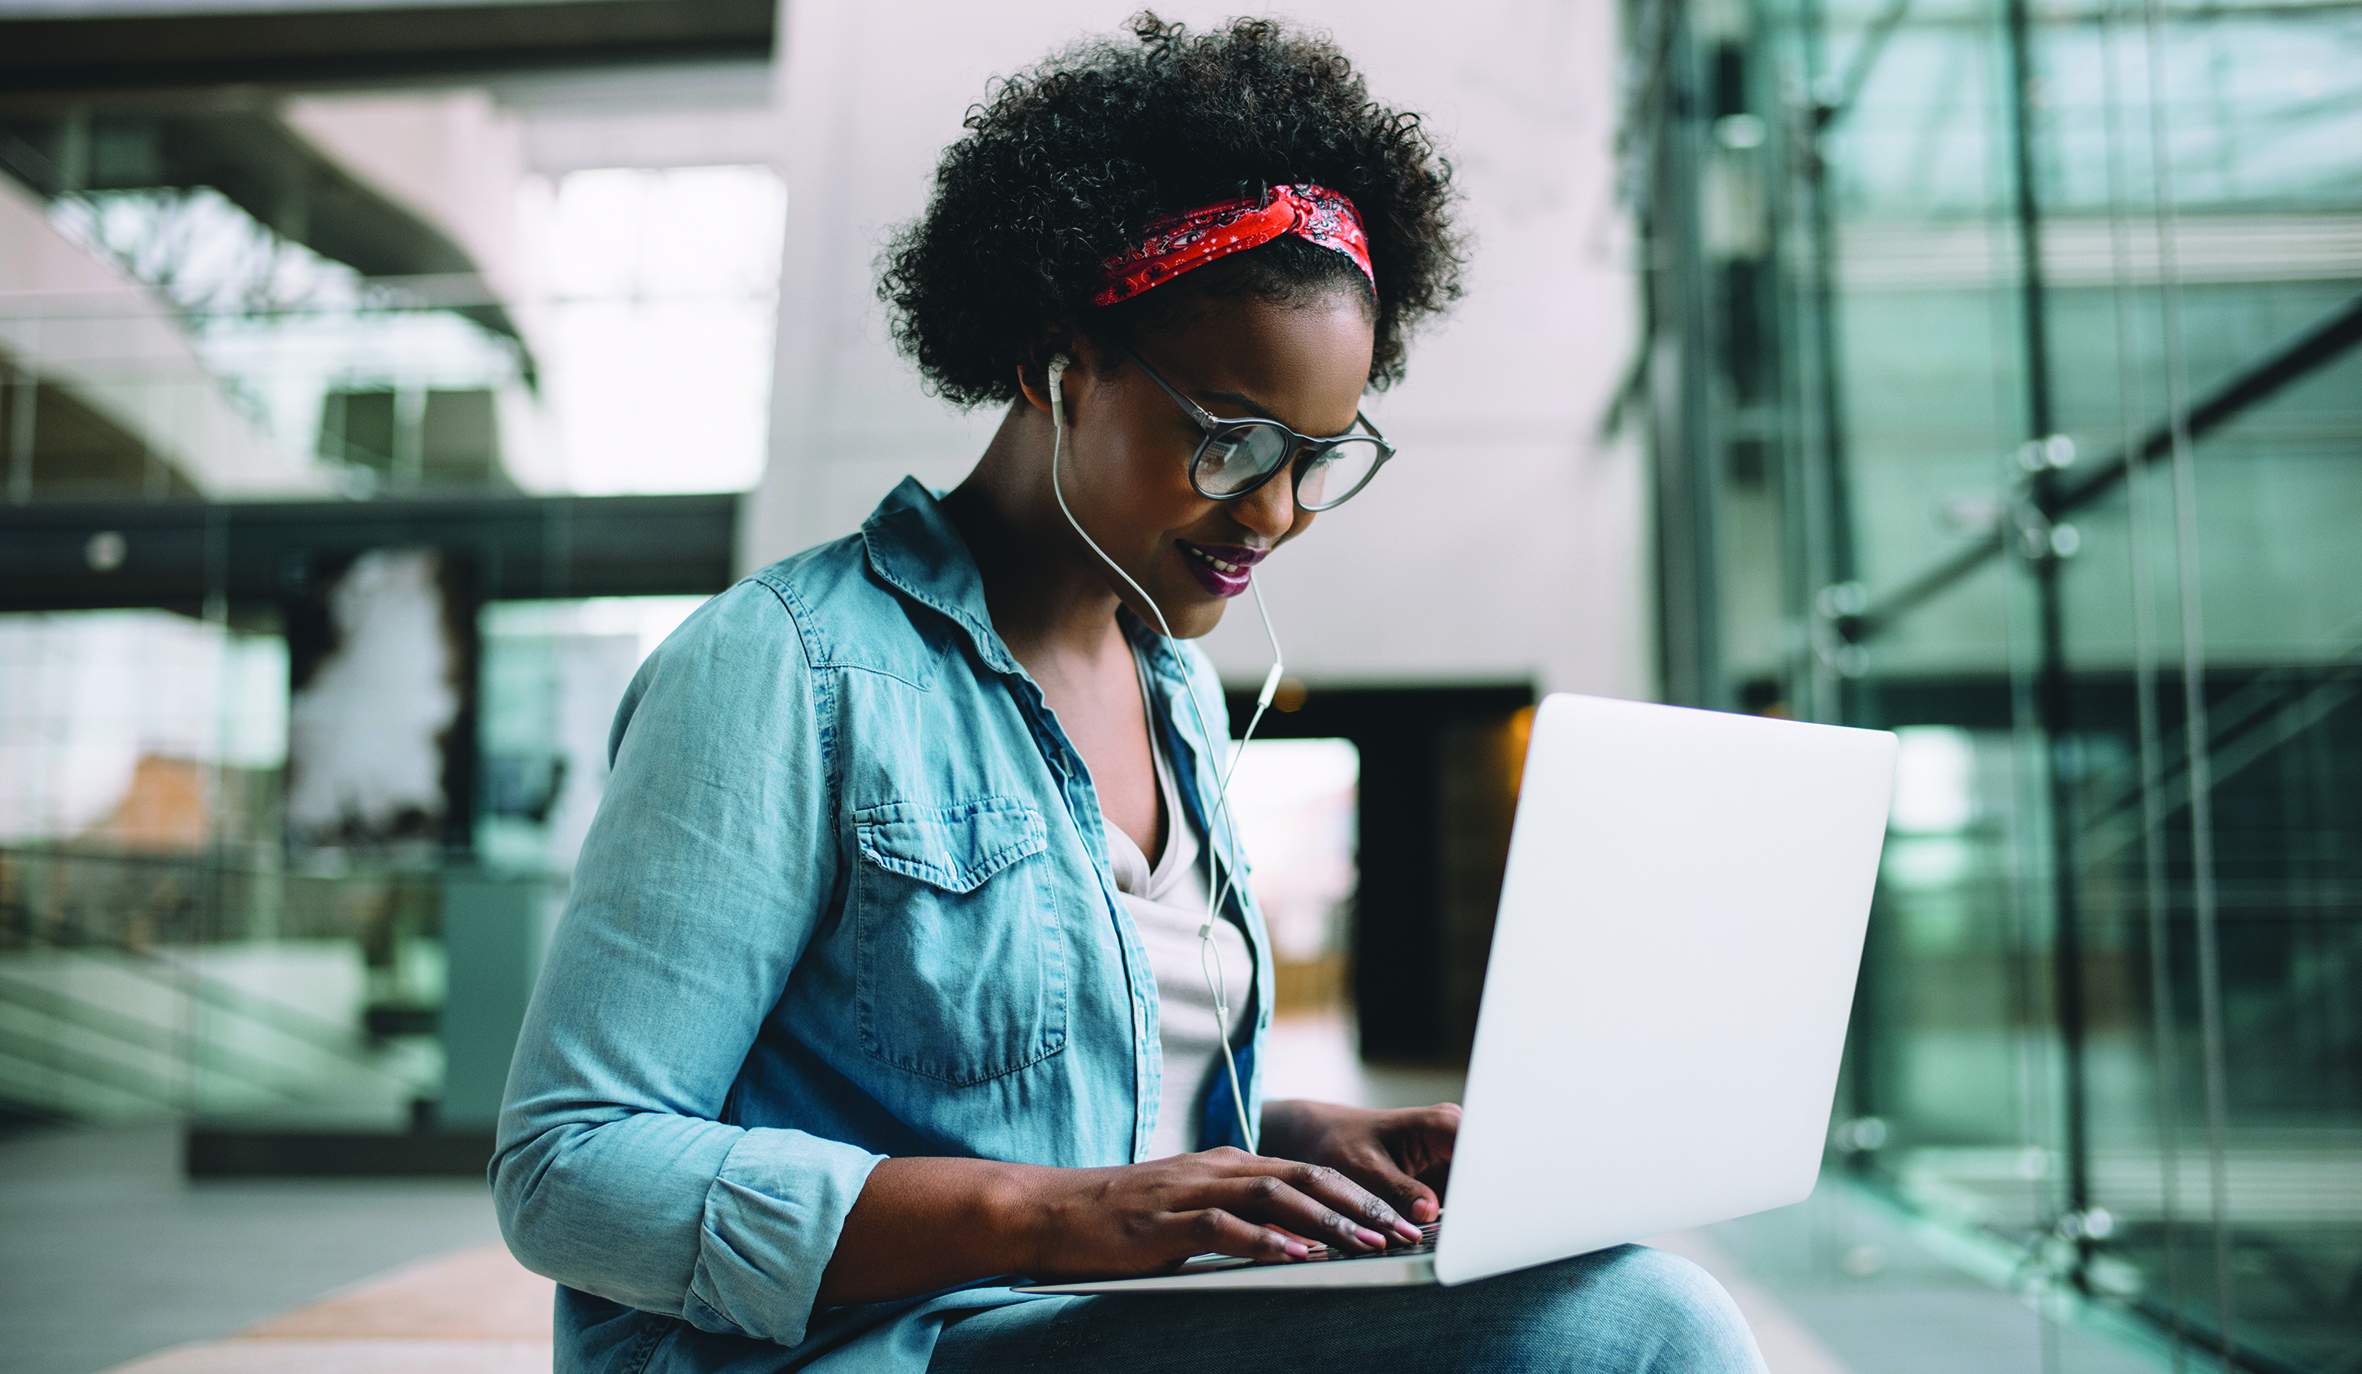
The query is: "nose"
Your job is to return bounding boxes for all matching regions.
[1233,466,1299,541]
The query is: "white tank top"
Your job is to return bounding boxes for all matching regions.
[1101,658,1253,1159]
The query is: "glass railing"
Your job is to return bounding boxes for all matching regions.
[1,844,437,1126]
[3,163,785,504]
[0,596,710,1143]
[0,841,573,1139]
[0,273,773,504]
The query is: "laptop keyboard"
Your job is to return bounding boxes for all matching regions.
[1178,1220,1441,1273]
[1259,1220,1441,1266]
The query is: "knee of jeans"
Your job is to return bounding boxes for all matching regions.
[1593,1246,1765,1372]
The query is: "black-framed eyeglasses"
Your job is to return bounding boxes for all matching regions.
[1119,344,1394,512]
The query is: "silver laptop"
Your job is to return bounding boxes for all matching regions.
[1017,692,1897,1293]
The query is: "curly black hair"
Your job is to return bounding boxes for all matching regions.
[879,13,1463,408]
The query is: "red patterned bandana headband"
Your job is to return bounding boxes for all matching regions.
[1089,184,1375,308]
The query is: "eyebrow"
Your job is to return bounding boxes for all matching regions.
[1192,389,1284,423]
[1196,388,1364,441]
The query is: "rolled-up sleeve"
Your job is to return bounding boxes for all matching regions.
[491,578,881,1346]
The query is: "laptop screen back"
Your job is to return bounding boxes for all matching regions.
[1434,693,1896,1285]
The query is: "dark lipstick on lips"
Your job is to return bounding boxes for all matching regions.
[1175,540,1267,597]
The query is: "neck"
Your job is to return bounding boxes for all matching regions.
[942,400,1132,673]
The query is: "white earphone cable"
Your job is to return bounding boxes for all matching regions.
[1047,355,1277,1153]
[1208,583,1284,929]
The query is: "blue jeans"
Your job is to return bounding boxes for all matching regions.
[927,1246,1768,1373]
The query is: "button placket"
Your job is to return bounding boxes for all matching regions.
[1010,671,1157,1157]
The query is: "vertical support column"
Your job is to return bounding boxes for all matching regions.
[437,549,483,858]
[1794,0,1868,732]
[438,871,550,1130]
[1646,0,1727,712]
[2005,0,2094,1285]
[394,386,428,491]
[7,356,36,504]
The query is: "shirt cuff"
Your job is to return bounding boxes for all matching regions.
[683,1127,887,1344]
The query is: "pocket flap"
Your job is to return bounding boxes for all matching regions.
[854,797,1047,894]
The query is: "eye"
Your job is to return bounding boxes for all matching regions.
[1193,425,1285,495]
[1206,435,1257,474]
[1295,438,1385,510]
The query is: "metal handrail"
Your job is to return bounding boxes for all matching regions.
[1846,291,2362,644]
[0,905,416,1080]
[0,972,304,1098]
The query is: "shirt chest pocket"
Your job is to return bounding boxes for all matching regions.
[851,796,1069,1085]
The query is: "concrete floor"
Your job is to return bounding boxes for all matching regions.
[99,1243,551,1373]
[1694,1180,2169,1374]
[1,1016,2184,1374]
[1270,1012,2176,1374]
[0,1127,502,1374]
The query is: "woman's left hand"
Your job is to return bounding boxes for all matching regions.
[1258,1099,1460,1226]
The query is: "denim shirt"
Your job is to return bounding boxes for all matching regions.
[493,477,1274,1373]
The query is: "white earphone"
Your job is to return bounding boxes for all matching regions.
[1046,351,1286,1153]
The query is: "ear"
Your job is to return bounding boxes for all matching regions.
[1014,362,1056,417]
[1015,331,1082,417]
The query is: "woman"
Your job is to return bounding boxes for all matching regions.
[494,16,1767,1373]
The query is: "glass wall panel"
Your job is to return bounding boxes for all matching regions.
[1627,0,2360,1367]
[0,79,760,1156]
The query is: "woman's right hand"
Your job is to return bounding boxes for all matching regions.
[816,1149,1425,1306]
[1012,1146,1427,1282]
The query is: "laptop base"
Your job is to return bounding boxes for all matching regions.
[1013,1252,1436,1294]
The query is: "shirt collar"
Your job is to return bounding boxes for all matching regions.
[1116,606,1197,697]
[859,477,1023,676]
[860,475,1205,702]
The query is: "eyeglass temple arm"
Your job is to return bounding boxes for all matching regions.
[1124,342,1389,450]
[1117,343,1226,433]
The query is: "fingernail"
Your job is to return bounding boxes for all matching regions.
[1394,1220,1423,1241]
[1356,1227,1387,1248]
[1284,1240,1310,1258]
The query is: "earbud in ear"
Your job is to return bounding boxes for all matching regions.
[1047,353,1072,431]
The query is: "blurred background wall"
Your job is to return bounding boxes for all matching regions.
[748,0,1653,700]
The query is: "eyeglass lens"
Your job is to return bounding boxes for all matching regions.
[1294,438,1384,509]
[1192,427,1385,510]
[1190,425,1290,496]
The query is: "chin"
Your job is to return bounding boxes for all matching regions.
[1142,590,1229,640]
[1171,604,1228,639]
